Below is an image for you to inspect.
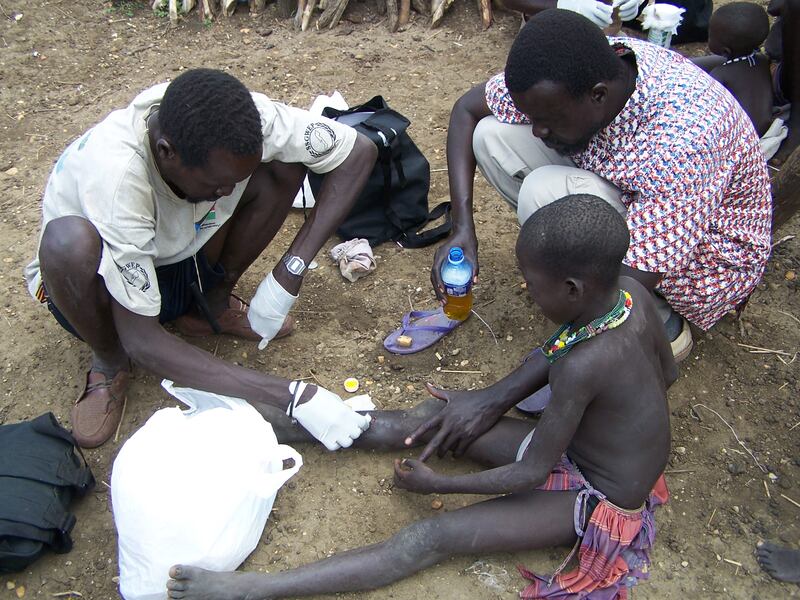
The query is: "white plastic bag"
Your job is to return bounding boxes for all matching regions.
[111,380,302,600]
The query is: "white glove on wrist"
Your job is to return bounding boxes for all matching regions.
[248,272,298,350]
[288,381,371,451]
[557,0,613,28]
[612,0,642,22]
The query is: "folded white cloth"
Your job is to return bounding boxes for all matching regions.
[760,117,789,161]
[330,238,377,282]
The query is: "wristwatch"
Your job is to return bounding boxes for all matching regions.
[282,254,308,277]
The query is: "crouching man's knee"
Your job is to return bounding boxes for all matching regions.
[39,216,102,277]
[518,165,626,225]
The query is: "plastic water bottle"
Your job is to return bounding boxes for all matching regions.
[441,247,473,321]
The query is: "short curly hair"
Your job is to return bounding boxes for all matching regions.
[516,194,630,288]
[159,69,263,168]
[710,2,770,57]
[505,9,623,98]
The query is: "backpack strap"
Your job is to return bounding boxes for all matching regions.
[396,202,453,249]
[357,112,413,238]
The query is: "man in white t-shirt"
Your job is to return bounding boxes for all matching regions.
[24,68,376,449]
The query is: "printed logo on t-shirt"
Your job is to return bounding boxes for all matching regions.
[196,204,218,232]
[304,122,337,158]
[119,261,151,292]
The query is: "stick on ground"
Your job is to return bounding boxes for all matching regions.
[691,403,767,473]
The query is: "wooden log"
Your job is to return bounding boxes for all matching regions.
[387,0,400,31]
[772,145,800,231]
[201,0,215,20]
[182,0,197,13]
[169,0,179,22]
[477,0,491,29]
[398,0,411,26]
[301,0,318,30]
[152,0,164,12]
[222,0,237,16]
[411,0,430,16]
[277,0,295,18]
[431,0,454,27]
[318,0,349,28]
[294,0,306,28]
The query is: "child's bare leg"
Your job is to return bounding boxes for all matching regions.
[167,489,578,600]
[259,398,535,467]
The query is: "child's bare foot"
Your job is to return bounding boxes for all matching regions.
[167,565,273,600]
[756,541,800,583]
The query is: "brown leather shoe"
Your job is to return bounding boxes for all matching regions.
[71,369,130,449]
[175,294,295,341]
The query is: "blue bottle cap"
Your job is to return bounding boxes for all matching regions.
[449,247,464,264]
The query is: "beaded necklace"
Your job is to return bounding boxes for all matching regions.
[542,290,633,363]
[721,51,758,67]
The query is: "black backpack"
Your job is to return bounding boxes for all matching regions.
[308,96,452,248]
[0,413,95,573]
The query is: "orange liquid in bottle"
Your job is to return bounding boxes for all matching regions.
[443,291,473,321]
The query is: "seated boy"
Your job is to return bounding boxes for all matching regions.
[165,194,676,600]
[706,2,788,158]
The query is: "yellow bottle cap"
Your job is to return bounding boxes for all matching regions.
[344,377,359,393]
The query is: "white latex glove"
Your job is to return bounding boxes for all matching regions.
[612,0,642,22]
[288,381,371,451]
[557,0,613,28]
[248,272,298,350]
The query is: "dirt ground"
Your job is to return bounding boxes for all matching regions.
[1,0,799,598]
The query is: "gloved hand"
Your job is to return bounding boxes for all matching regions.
[248,272,297,350]
[556,0,613,28]
[613,0,643,22]
[288,381,371,451]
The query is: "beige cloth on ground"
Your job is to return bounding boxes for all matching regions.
[330,238,376,282]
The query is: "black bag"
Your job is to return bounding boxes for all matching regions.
[308,96,452,248]
[0,413,95,573]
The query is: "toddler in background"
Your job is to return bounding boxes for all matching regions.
[707,1,788,158]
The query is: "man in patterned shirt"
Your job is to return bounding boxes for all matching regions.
[431,8,771,363]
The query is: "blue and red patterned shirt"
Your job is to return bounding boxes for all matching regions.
[486,38,772,330]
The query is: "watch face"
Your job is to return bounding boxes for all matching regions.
[285,255,306,275]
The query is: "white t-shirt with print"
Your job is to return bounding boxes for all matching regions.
[25,82,357,317]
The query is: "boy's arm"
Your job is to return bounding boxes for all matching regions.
[406,349,551,461]
[396,362,592,495]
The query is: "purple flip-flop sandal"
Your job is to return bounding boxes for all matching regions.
[383,308,463,355]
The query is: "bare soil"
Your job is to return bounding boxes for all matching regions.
[1,1,799,598]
